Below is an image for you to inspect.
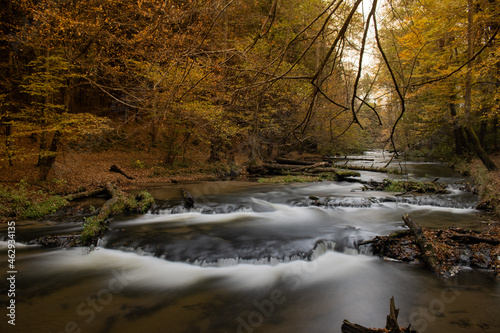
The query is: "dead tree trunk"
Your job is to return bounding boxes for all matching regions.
[341,297,416,333]
[403,213,444,276]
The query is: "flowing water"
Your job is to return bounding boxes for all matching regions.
[1,151,499,333]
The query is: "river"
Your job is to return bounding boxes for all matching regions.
[1,151,499,333]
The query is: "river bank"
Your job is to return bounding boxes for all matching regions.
[2,150,500,222]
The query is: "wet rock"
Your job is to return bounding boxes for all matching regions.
[29,235,81,248]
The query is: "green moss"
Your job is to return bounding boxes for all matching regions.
[383,179,448,193]
[0,184,68,220]
[80,190,155,245]
[110,191,155,214]
[22,195,68,218]
[335,170,361,178]
[80,215,109,246]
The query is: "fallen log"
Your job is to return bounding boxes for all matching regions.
[64,187,107,201]
[335,165,401,174]
[306,167,360,177]
[326,156,375,162]
[403,213,444,276]
[261,162,328,171]
[261,163,302,171]
[110,164,134,180]
[341,297,416,333]
[449,234,500,245]
[275,158,316,166]
[80,182,154,245]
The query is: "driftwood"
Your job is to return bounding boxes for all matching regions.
[403,213,444,276]
[110,164,134,179]
[341,297,416,333]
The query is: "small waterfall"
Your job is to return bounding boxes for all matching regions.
[310,240,337,260]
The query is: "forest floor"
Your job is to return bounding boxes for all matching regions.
[0,147,245,194]
[0,147,325,194]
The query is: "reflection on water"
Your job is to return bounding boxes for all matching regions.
[0,154,498,333]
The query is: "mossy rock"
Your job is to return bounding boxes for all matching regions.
[383,179,448,194]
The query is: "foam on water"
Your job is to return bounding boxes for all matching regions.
[0,240,32,250]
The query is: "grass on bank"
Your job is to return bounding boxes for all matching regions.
[0,181,68,221]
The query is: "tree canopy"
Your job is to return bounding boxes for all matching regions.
[1,0,499,178]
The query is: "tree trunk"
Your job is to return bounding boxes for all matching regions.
[208,137,223,163]
[463,0,498,171]
[464,126,498,171]
[492,116,499,150]
[4,121,14,166]
[38,130,62,180]
[449,99,467,155]
[479,119,487,147]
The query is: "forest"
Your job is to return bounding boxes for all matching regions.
[1,0,499,182]
[1,2,500,332]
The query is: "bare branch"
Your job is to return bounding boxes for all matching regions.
[350,0,378,129]
[374,11,406,158]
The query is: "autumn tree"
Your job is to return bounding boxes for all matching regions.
[375,0,499,168]
[1,0,110,179]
